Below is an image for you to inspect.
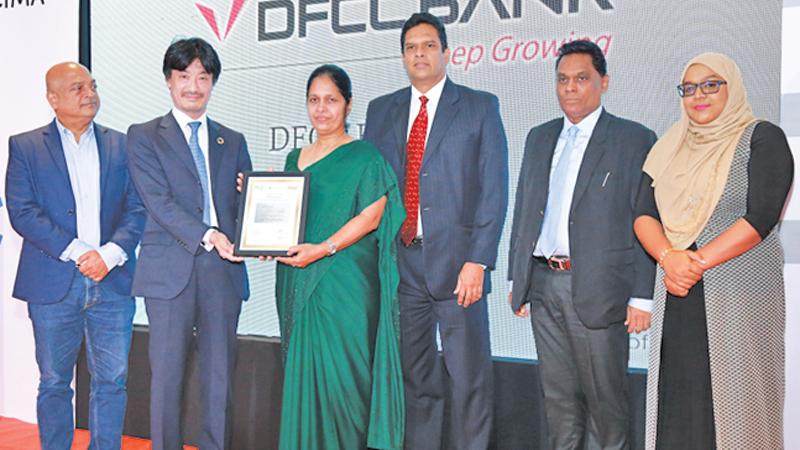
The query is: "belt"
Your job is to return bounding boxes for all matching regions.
[534,255,571,272]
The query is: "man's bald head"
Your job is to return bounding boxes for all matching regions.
[45,62,99,130]
[46,62,90,92]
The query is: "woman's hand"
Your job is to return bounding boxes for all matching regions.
[661,249,705,296]
[663,274,689,297]
[275,243,328,268]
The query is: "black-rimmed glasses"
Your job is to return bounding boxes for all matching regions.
[677,80,727,97]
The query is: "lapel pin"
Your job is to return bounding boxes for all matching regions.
[217,136,225,145]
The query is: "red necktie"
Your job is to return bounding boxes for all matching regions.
[401,95,429,246]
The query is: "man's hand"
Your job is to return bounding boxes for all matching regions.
[454,262,485,308]
[507,291,529,318]
[77,250,109,282]
[236,172,244,193]
[624,305,651,334]
[210,230,244,262]
[275,243,327,268]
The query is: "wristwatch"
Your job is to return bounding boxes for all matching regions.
[325,239,337,256]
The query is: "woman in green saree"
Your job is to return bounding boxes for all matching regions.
[273,65,405,450]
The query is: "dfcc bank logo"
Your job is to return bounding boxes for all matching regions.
[195,0,616,42]
[195,0,247,41]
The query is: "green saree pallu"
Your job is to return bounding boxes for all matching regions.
[275,140,405,450]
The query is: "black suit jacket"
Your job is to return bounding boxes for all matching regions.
[509,110,657,328]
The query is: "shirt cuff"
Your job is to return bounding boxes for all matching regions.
[97,242,128,271]
[59,239,93,263]
[201,228,216,252]
[628,297,653,313]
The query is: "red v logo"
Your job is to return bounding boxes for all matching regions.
[196,0,247,41]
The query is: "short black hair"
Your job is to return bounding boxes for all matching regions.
[162,37,222,84]
[400,13,448,52]
[556,40,607,76]
[306,64,352,104]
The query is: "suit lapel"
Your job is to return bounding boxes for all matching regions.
[534,120,563,210]
[207,119,224,204]
[569,110,611,216]
[422,79,459,168]
[158,113,201,182]
[391,88,411,168]
[95,124,111,194]
[42,120,72,189]
[539,120,563,183]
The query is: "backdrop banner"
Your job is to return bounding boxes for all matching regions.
[92,0,786,368]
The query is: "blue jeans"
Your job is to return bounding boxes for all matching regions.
[28,273,135,450]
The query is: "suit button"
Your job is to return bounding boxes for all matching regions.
[197,207,203,213]
[539,210,544,216]
[422,172,428,177]
[423,207,430,211]
[67,209,74,215]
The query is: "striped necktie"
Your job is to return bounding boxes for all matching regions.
[188,121,211,225]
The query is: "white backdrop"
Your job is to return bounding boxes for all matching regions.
[0,1,80,422]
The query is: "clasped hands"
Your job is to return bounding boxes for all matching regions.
[76,250,109,282]
[661,249,706,297]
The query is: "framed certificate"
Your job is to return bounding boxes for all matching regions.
[234,171,310,256]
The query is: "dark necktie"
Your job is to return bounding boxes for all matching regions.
[401,95,429,246]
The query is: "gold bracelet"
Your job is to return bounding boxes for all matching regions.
[658,247,674,266]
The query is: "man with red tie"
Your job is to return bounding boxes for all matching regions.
[363,12,509,450]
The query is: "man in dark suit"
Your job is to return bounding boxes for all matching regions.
[126,38,251,450]
[508,41,657,450]
[5,62,145,450]
[363,13,508,450]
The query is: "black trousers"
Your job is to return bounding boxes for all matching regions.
[396,242,494,450]
[528,260,630,450]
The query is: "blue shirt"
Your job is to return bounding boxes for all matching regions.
[57,120,127,270]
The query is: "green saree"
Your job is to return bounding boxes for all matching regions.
[275,140,405,450]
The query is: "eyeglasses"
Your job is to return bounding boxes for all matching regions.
[677,80,727,97]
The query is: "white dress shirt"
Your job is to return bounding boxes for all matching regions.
[407,76,447,238]
[57,120,127,270]
[171,109,220,251]
[531,106,651,312]
[534,106,602,257]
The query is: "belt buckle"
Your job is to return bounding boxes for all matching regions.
[547,256,571,272]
